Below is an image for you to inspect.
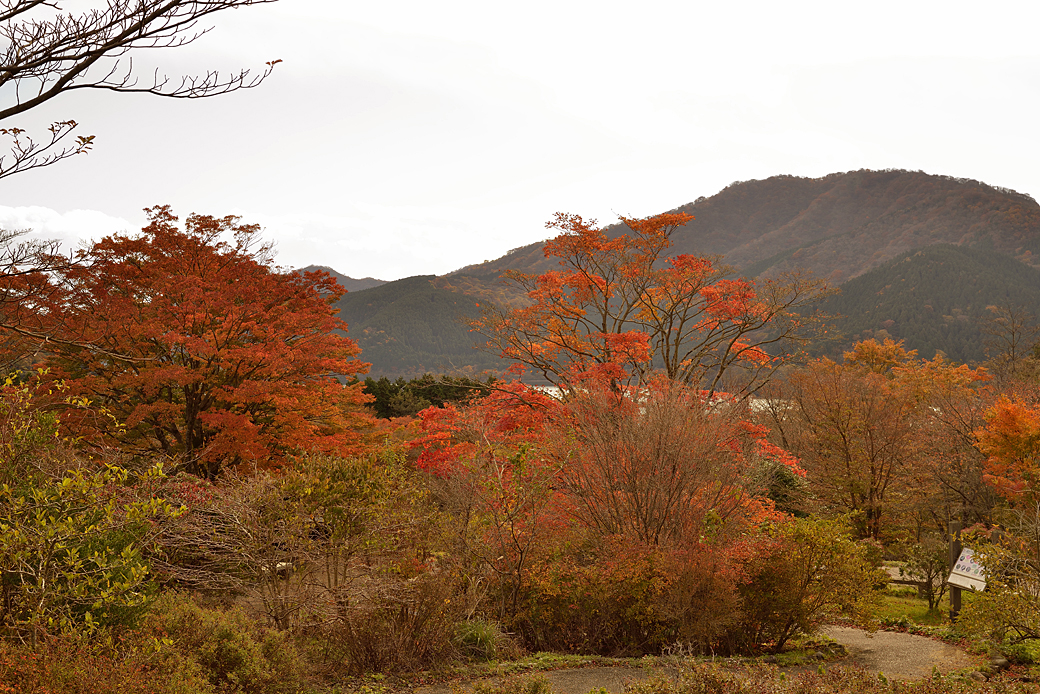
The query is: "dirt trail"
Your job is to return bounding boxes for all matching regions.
[411,627,979,694]
[821,626,978,680]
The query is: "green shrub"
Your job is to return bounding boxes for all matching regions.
[454,618,511,661]
[0,378,183,646]
[146,593,306,694]
[1001,639,1040,664]
[895,537,949,610]
[737,518,885,652]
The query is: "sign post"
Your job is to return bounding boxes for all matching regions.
[948,548,987,591]
[948,520,962,622]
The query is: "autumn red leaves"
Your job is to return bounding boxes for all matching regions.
[8,201,1040,660]
[19,206,371,479]
[10,201,1030,543]
[475,211,828,392]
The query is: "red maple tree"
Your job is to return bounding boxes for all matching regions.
[46,206,371,478]
[475,212,829,393]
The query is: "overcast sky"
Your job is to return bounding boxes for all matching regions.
[1,0,1039,281]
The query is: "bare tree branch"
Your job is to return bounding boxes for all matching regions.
[0,0,280,177]
[0,120,92,179]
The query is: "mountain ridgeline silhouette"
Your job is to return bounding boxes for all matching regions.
[326,170,1040,375]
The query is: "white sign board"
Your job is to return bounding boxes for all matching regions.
[948,547,987,591]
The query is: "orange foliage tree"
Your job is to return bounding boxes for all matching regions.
[768,339,991,539]
[474,212,829,393]
[895,350,996,528]
[413,377,798,551]
[976,396,1040,504]
[410,377,817,651]
[411,383,565,618]
[46,206,371,479]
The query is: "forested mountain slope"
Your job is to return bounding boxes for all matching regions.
[684,170,1040,283]
[331,275,504,377]
[333,170,1040,374]
[818,244,1040,364]
[451,169,1040,285]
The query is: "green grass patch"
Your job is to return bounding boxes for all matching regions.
[871,587,949,627]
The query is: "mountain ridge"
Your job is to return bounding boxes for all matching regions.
[328,169,1040,375]
[298,265,386,293]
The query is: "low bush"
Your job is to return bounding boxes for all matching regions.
[649,544,744,653]
[737,517,885,652]
[517,536,672,655]
[472,674,555,694]
[328,573,459,675]
[514,518,881,657]
[624,664,1018,694]
[0,635,212,694]
[455,618,515,661]
[145,592,306,694]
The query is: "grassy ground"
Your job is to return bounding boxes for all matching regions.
[872,585,950,626]
[869,583,987,631]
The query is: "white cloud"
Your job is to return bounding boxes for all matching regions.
[233,203,528,280]
[4,0,1040,282]
[0,206,137,251]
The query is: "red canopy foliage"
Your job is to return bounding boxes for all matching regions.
[411,376,797,547]
[977,396,1040,503]
[46,206,371,478]
[474,211,828,393]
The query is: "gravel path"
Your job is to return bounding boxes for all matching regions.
[822,626,978,680]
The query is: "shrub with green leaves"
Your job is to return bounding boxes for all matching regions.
[960,513,1040,652]
[0,379,182,647]
[454,618,513,661]
[737,517,885,652]
[896,536,949,610]
[145,592,306,694]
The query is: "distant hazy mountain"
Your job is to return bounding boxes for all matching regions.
[317,170,1040,373]
[330,275,505,378]
[298,265,386,293]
